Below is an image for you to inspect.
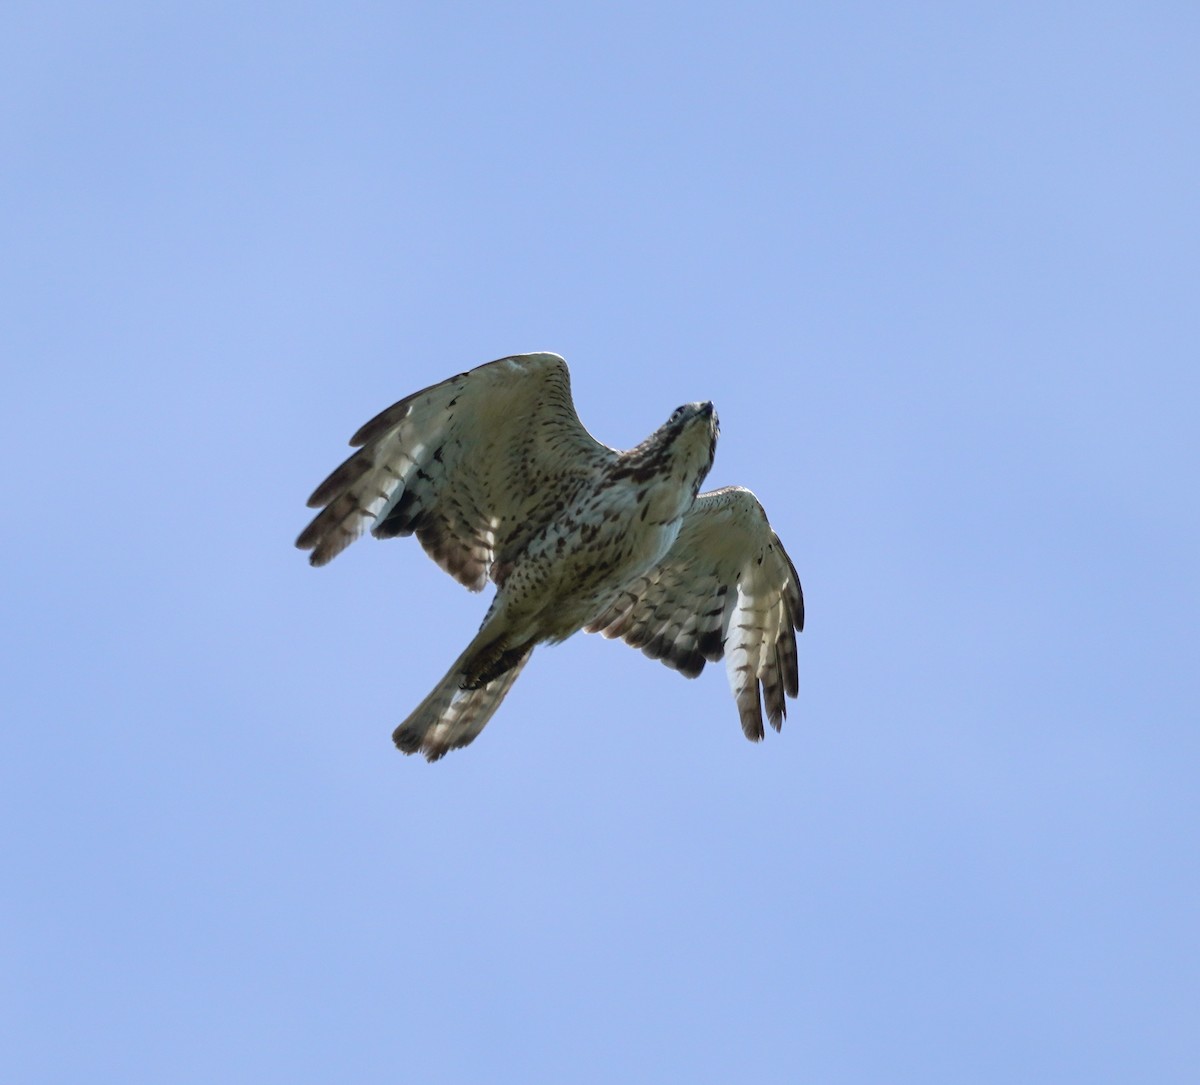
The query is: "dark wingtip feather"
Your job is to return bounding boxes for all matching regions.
[779,632,799,699]
[737,684,765,742]
[764,684,787,733]
[306,446,372,509]
[776,539,804,632]
[295,521,320,552]
[349,391,428,446]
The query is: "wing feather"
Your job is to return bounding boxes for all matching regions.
[585,486,804,741]
[296,353,615,586]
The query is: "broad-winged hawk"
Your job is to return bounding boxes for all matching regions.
[297,353,804,760]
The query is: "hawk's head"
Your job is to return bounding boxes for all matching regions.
[619,400,719,509]
[661,401,719,490]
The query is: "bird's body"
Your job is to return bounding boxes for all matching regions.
[297,353,803,760]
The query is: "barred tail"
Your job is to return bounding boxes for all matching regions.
[392,633,533,761]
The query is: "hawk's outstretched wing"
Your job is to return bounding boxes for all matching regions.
[296,353,615,587]
[585,486,804,740]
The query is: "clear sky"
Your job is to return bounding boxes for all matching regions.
[3,3,1197,1082]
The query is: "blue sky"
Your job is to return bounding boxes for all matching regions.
[3,3,1197,1081]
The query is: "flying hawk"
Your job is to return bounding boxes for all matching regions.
[296,353,804,760]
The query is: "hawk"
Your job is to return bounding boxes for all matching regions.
[296,353,804,760]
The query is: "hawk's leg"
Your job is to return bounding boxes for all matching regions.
[461,640,534,689]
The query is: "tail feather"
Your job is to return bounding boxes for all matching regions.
[393,637,533,761]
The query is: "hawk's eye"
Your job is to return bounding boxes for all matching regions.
[670,406,687,422]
